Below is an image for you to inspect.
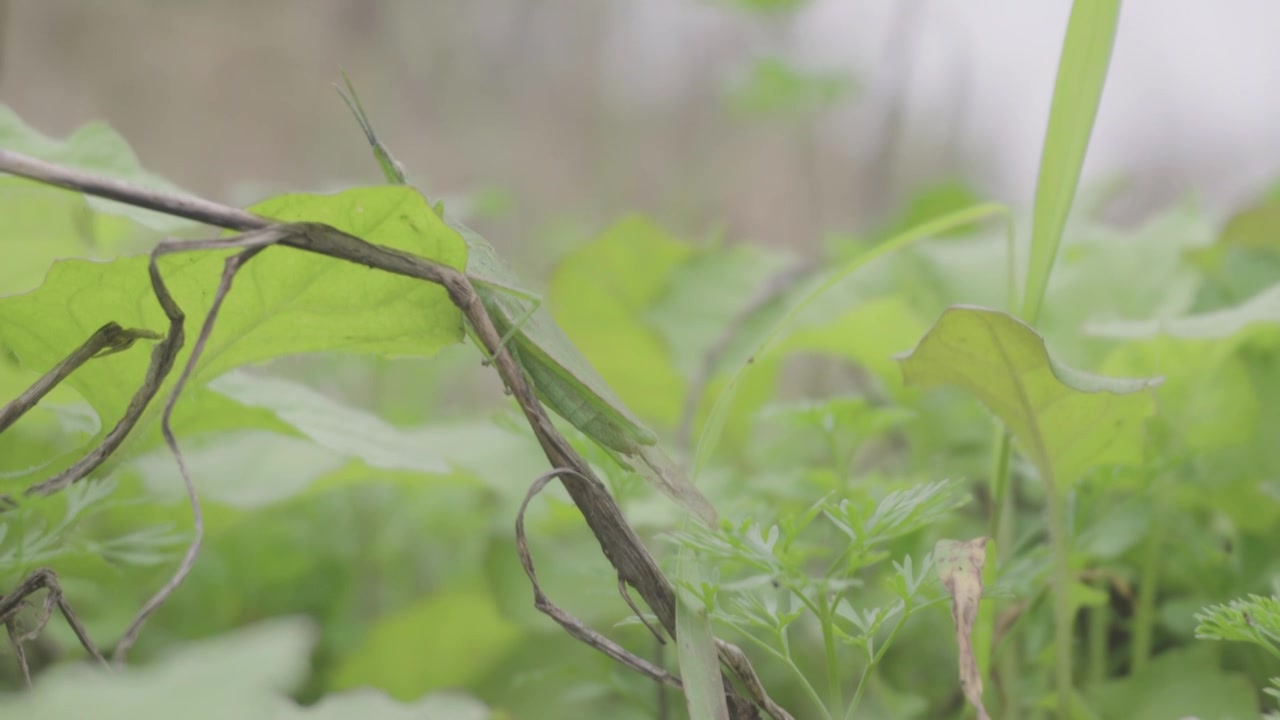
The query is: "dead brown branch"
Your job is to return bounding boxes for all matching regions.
[0,149,783,718]
[0,567,107,684]
[0,322,160,435]
[516,467,682,689]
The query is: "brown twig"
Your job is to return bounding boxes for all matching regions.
[22,286,186,498]
[5,618,30,688]
[0,149,778,717]
[715,639,794,720]
[516,467,682,689]
[0,567,108,675]
[0,323,161,435]
[112,229,283,665]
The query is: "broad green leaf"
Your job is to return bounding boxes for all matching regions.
[131,429,345,509]
[332,587,522,700]
[1022,0,1122,323]
[549,215,691,425]
[898,306,1162,492]
[0,362,98,479]
[1098,336,1257,454]
[0,104,200,232]
[209,371,448,474]
[0,186,466,431]
[0,618,315,720]
[0,177,151,296]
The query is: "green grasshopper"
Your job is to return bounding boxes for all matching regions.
[337,76,717,524]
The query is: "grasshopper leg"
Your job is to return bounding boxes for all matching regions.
[481,292,541,367]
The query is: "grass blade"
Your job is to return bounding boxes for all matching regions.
[1017,2,1124,715]
[1021,0,1123,325]
[676,543,730,720]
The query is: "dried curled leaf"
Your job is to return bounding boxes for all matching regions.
[936,537,991,720]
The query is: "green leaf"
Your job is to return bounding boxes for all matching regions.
[0,104,200,232]
[826,480,969,547]
[0,177,151,296]
[898,306,1162,491]
[1195,593,1280,658]
[0,186,466,429]
[0,362,98,480]
[549,215,691,425]
[332,587,523,700]
[1022,0,1122,324]
[692,203,1013,474]
[209,371,449,474]
[0,618,315,720]
[130,429,345,509]
[1097,336,1257,454]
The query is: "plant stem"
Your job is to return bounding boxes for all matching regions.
[818,592,844,715]
[988,429,1014,544]
[846,610,910,719]
[734,625,832,720]
[989,428,1017,714]
[1131,499,1165,674]
[1047,488,1074,718]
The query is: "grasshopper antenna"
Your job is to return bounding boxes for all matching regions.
[334,69,408,185]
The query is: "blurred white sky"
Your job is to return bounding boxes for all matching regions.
[609,0,1280,218]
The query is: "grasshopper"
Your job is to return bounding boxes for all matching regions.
[337,76,717,524]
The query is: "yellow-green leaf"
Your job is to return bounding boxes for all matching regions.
[0,186,466,430]
[332,588,522,700]
[899,306,1161,492]
[549,215,690,425]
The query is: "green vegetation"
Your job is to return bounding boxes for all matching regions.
[0,1,1277,718]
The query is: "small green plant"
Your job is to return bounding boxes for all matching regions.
[2,0,1279,717]
[1196,594,1280,718]
[663,478,966,719]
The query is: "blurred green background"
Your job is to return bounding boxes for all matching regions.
[2,2,1280,719]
